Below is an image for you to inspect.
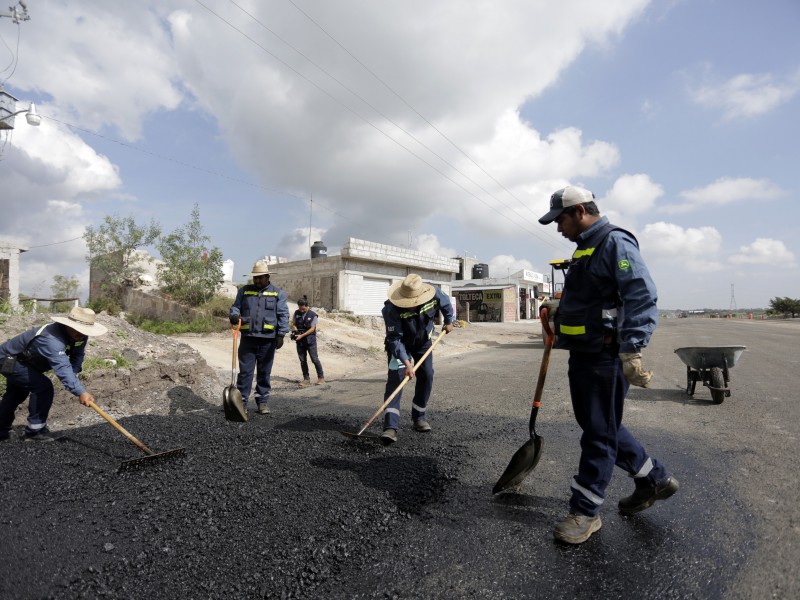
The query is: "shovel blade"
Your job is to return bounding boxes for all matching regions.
[118,447,186,473]
[492,434,544,494]
[340,430,384,444]
[223,386,247,422]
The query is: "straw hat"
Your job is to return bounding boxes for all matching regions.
[249,260,271,277]
[387,274,436,308]
[52,306,108,337]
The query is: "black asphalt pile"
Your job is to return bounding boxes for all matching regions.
[0,405,462,599]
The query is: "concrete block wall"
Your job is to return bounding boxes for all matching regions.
[121,288,203,322]
[341,238,460,273]
[0,243,25,307]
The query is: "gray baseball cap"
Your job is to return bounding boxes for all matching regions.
[538,186,595,224]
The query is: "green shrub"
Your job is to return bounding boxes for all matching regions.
[80,352,134,374]
[126,312,227,335]
[201,294,234,318]
[87,297,122,316]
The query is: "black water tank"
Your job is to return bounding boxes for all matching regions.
[472,263,489,279]
[310,241,327,259]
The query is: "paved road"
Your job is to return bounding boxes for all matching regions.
[2,317,797,599]
[293,316,800,598]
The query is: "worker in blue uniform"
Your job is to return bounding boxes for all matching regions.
[0,306,108,442]
[380,274,454,445]
[539,185,679,544]
[291,297,325,387]
[230,260,289,415]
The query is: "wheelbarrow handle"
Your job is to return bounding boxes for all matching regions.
[87,400,155,456]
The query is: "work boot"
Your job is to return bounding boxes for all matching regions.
[257,403,271,415]
[553,513,602,544]
[412,419,431,432]
[23,426,63,443]
[315,378,325,385]
[619,476,680,515]
[380,428,397,446]
[298,380,311,388]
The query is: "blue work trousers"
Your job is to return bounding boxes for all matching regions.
[0,362,56,435]
[567,344,667,516]
[296,339,324,380]
[382,342,434,431]
[236,336,277,407]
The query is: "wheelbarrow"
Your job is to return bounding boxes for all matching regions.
[673,346,746,404]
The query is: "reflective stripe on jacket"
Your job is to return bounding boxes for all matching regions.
[230,283,289,338]
[555,217,658,353]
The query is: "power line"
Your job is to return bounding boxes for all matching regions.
[197,0,567,252]
[26,236,83,249]
[284,0,546,224]
[42,114,385,244]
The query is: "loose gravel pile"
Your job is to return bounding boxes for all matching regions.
[1,405,462,599]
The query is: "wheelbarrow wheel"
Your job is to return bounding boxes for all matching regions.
[710,367,725,404]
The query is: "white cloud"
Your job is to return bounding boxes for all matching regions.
[489,255,535,278]
[729,238,796,266]
[690,70,800,120]
[663,177,785,214]
[602,173,664,215]
[413,234,457,259]
[640,222,723,272]
[276,227,330,262]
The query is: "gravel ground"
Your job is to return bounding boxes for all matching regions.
[2,316,798,599]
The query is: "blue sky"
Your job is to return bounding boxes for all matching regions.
[1,0,798,310]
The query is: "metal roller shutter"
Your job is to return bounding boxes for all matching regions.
[359,277,390,315]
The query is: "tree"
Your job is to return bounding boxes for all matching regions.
[156,204,224,307]
[84,215,161,299]
[768,296,800,318]
[50,274,79,313]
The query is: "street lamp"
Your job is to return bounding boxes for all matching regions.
[0,102,40,127]
[0,86,40,129]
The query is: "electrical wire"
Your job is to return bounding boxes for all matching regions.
[0,21,21,84]
[42,114,384,243]
[26,236,83,249]
[285,0,548,226]
[197,0,568,253]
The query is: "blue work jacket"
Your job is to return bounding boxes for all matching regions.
[382,288,454,363]
[555,216,658,354]
[230,282,289,339]
[0,323,87,395]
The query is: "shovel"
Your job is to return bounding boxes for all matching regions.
[493,308,554,494]
[87,400,186,473]
[341,328,447,443]
[222,319,247,422]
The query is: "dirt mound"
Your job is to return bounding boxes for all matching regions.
[0,312,220,431]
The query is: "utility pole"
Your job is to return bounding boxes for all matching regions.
[0,1,30,24]
[729,283,737,312]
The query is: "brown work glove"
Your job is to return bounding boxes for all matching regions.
[619,353,653,388]
[540,300,559,320]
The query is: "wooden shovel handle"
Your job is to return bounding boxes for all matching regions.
[231,319,241,372]
[534,308,555,408]
[356,328,448,435]
[87,400,154,456]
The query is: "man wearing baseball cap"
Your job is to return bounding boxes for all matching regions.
[0,306,108,442]
[539,185,678,544]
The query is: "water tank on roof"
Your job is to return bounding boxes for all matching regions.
[311,241,327,259]
[472,263,489,279]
